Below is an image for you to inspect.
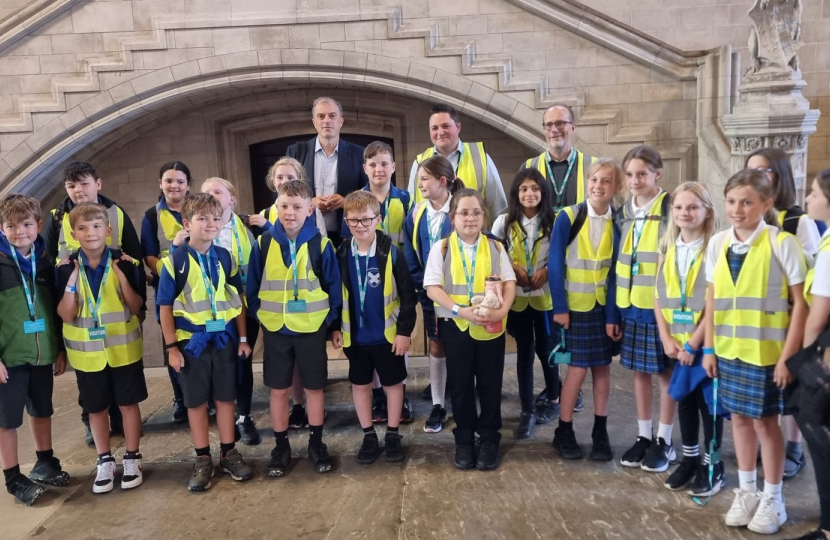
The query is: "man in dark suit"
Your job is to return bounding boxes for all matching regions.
[285,97,369,247]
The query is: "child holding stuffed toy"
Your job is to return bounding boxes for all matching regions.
[425,188,516,471]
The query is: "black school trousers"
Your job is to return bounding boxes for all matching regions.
[439,318,505,446]
[507,307,559,412]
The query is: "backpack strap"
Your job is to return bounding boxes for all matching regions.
[566,202,588,246]
[660,192,671,228]
[782,206,805,237]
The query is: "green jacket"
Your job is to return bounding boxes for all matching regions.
[0,238,60,368]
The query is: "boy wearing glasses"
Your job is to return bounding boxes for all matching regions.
[246,180,342,477]
[335,191,418,464]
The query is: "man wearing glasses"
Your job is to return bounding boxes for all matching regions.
[407,103,508,220]
[522,104,597,210]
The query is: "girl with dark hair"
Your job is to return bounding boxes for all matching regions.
[491,168,558,438]
[403,155,463,434]
[747,147,820,481]
[140,161,193,423]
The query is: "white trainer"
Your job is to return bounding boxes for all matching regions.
[93,458,116,494]
[748,493,788,535]
[121,455,143,490]
[725,488,761,527]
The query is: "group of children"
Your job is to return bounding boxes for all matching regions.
[0,138,828,538]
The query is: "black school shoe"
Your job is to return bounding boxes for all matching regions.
[553,426,584,460]
[29,456,70,487]
[590,429,613,462]
[665,456,699,491]
[356,436,381,465]
[476,440,500,471]
[236,417,261,446]
[6,473,45,506]
[385,433,405,463]
[172,399,188,423]
[535,399,560,425]
[288,404,308,429]
[516,411,536,439]
[455,444,476,470]
[309,442,334,473]
[266,443,291,478]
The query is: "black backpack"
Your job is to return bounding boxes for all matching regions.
[780,206,806,237]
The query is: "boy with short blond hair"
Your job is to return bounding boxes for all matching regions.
[336,191,417,463]
[247,180,342,477]
[56,202,147,494]
[0,194,69,505]
[157,193,254,492]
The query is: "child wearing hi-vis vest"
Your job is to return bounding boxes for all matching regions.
[703,169,808,535]
[341,142,414,426]
[491,168,559,440]
[335,191,417,465]
[655,183,727,498]
[56,203,147,495]
[425,188,516,472]
[246,180,342,478]
[157,193,254,493]
[608,145,679,473]
[549,158,622,461]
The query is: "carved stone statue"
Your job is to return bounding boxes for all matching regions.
[746,0,803,77]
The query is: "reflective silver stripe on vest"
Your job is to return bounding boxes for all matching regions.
[58,205,121,260]
[467,143,486,194]
[260,278,316,292]
[567,281,607,294]
[712,297,790,313]
[713,325,787,342]
[442,238,501,300]
[260,298,331,313]
[388,231,404,244]
[64,327,141,352]
[173,298,240,314]
[618,251,659,264]
[615,274,657,291]
[68,310,132,329]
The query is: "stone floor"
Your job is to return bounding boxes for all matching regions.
[1,359,823,540]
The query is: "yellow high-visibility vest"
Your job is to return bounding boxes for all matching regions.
[507,220,552,311]
[713,228,791,367]
[616,192,669,309]
[156,202,183,274]
[524,150,596,207]
[561,204,613,312]
[655,244,707,344]
[54,205,122,262]
[414,142,486,205]
[805,233,830,305]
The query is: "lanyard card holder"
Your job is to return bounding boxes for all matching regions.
[549,327,571,365]
[205,318,226,332]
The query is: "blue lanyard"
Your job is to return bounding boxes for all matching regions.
[380,195,391,235]
[352,239,370,324]
[426,210,444,249]
[547,148,576,208]
[10,248,36,320]
[677,248,699,310]
[456,236,479,303]
[288,239,299,300]
[195,251,218,320]
[78,253,111,327]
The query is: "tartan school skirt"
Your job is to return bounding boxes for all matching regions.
[620,318,674,374]
[718,356,785,419]
[552,304,620,368]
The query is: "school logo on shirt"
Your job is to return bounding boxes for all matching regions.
[367,268,381,288]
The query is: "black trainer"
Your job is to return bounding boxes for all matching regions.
[400,397,414,424]
[786,529,830,540]
[372,394,388,423]
[384,433,405,463]
[266,444,291,478]
[688,461,725,497]
[515,411,536,440]
[421,384,432,400]
[590,429,613,462]
[172,399,187,423]
[553,426,584,460]
[574,389,585,412]
[641,437,676,473]
[237,417,261,446]
[207,401,217,417]
[455,444,476,470]
[6,473,44,506]
[621,436,652,468]
[476,440,500,471]
[356,436,381,465]
[288,404,308,429]
[83,421,94,447]
[29,456,70,487]
[219,448,253,482]
[535,399,560,425]
[308,442,334,473]
[424,405,447,433]
[665,456,699,491]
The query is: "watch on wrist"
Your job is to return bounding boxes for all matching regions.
[240,337,248,343]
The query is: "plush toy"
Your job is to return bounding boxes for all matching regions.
[471,276,503,318]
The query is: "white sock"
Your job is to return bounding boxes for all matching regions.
[638,419,653,440]
[429,355,447,407]
[738,469,757,492]
[236,415,246,424]
[763,481,783,502]
[657,422,674,443]
[402,352,409,387]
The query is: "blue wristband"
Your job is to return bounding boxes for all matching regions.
[702,347,715,355]
[684,342,699,354]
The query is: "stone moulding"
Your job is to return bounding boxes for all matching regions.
[505,0,708,80]
[0,0,82,55]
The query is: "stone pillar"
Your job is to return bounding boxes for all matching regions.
[721,0,821,202]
